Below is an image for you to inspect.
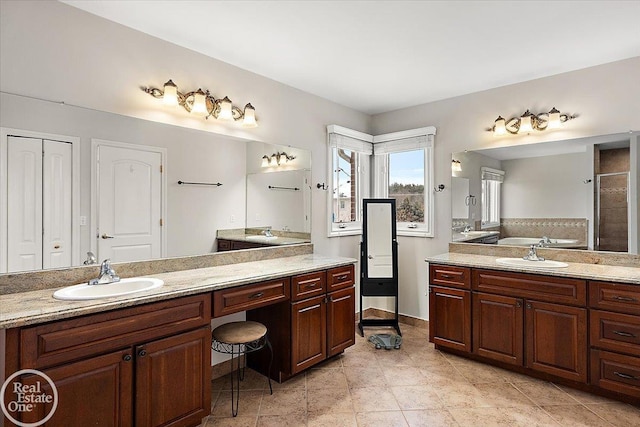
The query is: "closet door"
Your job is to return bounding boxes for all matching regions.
[7,136,43,272]
[42,139,72,269]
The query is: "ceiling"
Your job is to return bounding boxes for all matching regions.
[61,1,640,115]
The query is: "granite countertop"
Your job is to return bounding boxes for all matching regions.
[451,231,500,243]
[426,252,640,285]
[219,234,311,246]
[0,254,355,329]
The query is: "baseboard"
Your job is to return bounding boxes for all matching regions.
[359,307,428,330]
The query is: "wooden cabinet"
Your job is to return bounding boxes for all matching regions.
[589,280,640,398]
[473,292,523,366]
[428,264,471,351]
[248,265,355,381]
[213,278,290,317]
[217,238,268,251]
[13,294,212,427]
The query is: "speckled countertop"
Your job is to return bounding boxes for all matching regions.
[426,253,640,285]
[219,234,311,246]
[0,254,355,329]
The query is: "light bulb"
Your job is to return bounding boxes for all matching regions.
[548,107,561,129]
[242,103,257,127]
[519,110,533,133]
[493,116,506,135]
[218,96,233,120]
[261,155,270,168]
[163,79,178,106]
[191,89,207,115]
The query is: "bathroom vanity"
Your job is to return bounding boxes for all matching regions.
[427,252,640,404]
[0,251,355,427]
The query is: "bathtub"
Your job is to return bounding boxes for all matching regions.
[498,237,583,248]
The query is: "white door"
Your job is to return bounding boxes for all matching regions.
[97,144,162,262]
[7,136,43,272]
[6,137,72,272]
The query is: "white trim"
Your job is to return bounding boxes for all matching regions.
[326,125,374,142]
[372,126,436,143]
[90,139,168,260]
[0,127,81,272]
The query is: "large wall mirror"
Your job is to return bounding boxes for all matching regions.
[0,93,311,274]
[451,131,639,254]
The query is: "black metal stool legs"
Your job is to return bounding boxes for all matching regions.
[266,336,273,395]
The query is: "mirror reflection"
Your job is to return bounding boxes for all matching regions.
[1,99,311,274]
[452,132,639,254]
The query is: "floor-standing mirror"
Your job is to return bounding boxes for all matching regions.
[359,198,400,336]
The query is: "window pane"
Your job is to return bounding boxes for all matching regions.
[332,148,358,223]
[388,150,424,223]
[482,179,501,226]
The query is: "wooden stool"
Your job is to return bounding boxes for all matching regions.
[211,321,273,416]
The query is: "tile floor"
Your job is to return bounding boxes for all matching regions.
[200,322,640,426]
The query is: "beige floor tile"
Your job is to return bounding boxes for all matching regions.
[256,414,307,427]
[513,381,579,406]
[402,409,459,427]
[355,410,409,427]
[418,364,467,388]
[307,412,357,427]
[584,402,640,427]
[541,404,613,427]
[390,385,442,410]
[473,383,536,407]
[454,362,509,384]
[492,366,539,383]
[307,367,349,390]
[498,406,561,426]
[205,415,258,427]
[259,388,307,416]
[214,369,271,392]
[344,366,387,389]
[271,372,306,390]
[212,390,263,417]
[307,387,354,414]
[314,355,344,369]
[341,349,379,368]
[375,349,416,367]
[435,382,493,408]
[382,365,431,386]
[449,407,518,426]
[350,387,401,412]
[555,384,620,405]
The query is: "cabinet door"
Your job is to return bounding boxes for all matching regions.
[135,327,211,427]
[20,349,133,427]
[291,295,327,373]
[526,300,587,382]
[473,292,524,366]
[429,286,471,352]
[327,286,356,357]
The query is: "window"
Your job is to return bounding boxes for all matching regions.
[327,126,372,236]
[481,167,504,228]
[327,125,435,238]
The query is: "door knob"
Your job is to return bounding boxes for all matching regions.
[368,255,374,259]
[101,233,115,239]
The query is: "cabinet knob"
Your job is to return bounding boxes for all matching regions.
[138,349,147,357]
[123,354,132,362]
[516,301,522,308]
[526,303,532,309]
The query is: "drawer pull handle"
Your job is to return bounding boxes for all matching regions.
[441,274,452,279]
[336,275,348,281]
[613,295,637,302]
[249,292,264,299]
[613,330,636,338]
[614,371,639,381]
[303,283,317,288]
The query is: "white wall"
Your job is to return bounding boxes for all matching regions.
[502,152,590,218]
[1,1,639,322]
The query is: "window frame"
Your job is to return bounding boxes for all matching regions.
[480,167,505,229]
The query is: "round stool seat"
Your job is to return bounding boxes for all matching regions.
[213,321,267,345]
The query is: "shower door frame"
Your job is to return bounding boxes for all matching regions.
[595,171,630,251]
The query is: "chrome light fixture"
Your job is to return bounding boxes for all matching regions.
[488,108,575,135]
[143,79,258,127]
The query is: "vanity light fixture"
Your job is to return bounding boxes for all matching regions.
[142,79,258,127]
[261,152,296,167]
[488,107,576,135]
[451,159,462,172]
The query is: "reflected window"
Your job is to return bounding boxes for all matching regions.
[481,167,505,228]
[389,150,425,223]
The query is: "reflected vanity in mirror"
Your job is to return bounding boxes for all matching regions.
[451,131,639,254]
[0,94,312,274]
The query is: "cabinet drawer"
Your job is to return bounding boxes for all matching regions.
[327,265,355,292]
[217,239,232,251]
[589,281,640,316]
[473,269,586,306]
[20,294,211,369]
[292,270,326,302]
[213,278,290,317]
[590,310,640,356]
[590,349,640,398]
[429,264,471,289]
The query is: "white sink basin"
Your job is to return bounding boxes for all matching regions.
[461,231,488,236]
[53,277,164,300]
[245,235,278,241]
[495,258,569,268]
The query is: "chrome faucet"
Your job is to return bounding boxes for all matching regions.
[262,227,274,237]
[538,236,552,247]
[89,259,120,285]
[463,225,473,233]
[83,251,97,265]
[523,245,545,261]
